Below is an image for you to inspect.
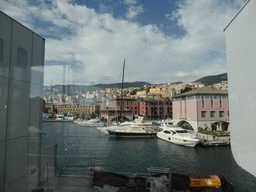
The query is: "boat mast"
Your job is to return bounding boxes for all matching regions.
[120,59,125,122]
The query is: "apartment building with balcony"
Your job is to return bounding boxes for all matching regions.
[172,87,229,132]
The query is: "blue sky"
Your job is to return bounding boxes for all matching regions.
[0,0,247,86]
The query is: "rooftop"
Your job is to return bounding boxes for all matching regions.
[173,87,228,98]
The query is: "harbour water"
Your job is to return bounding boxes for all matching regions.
[42,121,256,191]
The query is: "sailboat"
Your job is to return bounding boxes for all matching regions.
[102,59,156,137]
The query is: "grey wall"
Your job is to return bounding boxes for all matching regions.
[0,11,45,192]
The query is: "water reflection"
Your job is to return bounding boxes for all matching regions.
[42,122,256,191]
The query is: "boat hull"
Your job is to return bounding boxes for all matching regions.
[107,130,156,137]
[157,134,199,147]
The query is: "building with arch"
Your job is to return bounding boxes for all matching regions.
[172,87,229,132]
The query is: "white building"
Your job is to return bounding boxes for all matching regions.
[0,11,45,191]
[224,0,256,177]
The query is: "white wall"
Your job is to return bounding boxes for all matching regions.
[225,0,256,177]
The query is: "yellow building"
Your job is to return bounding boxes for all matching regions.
[136,90,147,96]
[150,88,161,93]
[57,103,100,115]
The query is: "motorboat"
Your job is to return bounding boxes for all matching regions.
[106,122,157,137]
[153,118,173,126]
[78,118,105,127]
[97,117,152,134]
[157,122,199,147]
[107,126,156,137]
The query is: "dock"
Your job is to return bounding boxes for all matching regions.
[197,133,230,147]
[199,139,230,146]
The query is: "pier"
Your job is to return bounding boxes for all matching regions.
[197,133,230,147]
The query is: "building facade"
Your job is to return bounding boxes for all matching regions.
[100,108,133,122]
[139,100,172,120]
[56,103,100,115]
[172,87,229,132]
[0,11,45,191]
[108,98,140,116]
[108,98,172,120]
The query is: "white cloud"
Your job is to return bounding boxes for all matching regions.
[0,0,246,86]
[175,72,189,78]
[125,4,143,19]
[124,0,137,5]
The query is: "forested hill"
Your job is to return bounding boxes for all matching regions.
[194,73,227,86]
[95,81,150,89]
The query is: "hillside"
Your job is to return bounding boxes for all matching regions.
[44,82,151,96]
[194,73,227,86]
[95,81,150,89]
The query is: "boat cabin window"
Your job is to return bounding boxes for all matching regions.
[120,124,129,127]
[163,130,171,134]
[176,130,188,133]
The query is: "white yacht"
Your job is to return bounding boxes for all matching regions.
[107,125,156,137]
[97,116,152,134]
[78,118,105,127]
[157,122,199,147]
[105,121,157,137]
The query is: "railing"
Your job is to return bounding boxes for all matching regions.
[40,144,57,183]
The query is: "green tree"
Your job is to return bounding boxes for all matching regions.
[180,87,192,94]
[130,89,138,95]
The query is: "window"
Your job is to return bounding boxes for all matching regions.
[228,111,229,117]
[163,130,171,134]
[211,97,213,108]
[220,99,222,108]
[0,39,3,62]
[202,99,204,108]
[219,111,224,117]
[201,111,207,118]
[17,47,27,69]
[210,111,215,117]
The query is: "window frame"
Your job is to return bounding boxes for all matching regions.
[201,111,207,118]
[0,39,3,62]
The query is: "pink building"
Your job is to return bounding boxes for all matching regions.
[107,98,172,120]
[100,108,133,122]
[108,98,139,115]
[139,100,172,120]
[172,87,229,132]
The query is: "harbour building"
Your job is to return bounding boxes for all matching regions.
[172,87,229,132]
[0,11,45,191]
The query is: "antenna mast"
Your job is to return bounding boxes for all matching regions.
[120,59,125,122]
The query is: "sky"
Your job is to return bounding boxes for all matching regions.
[0,0,247,86]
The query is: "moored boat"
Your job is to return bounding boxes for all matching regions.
[157,122,199,147]
[78,118,106,127]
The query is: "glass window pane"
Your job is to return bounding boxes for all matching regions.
[201,111,207,118]
[17,47,27,69]
[0,39,3,62]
